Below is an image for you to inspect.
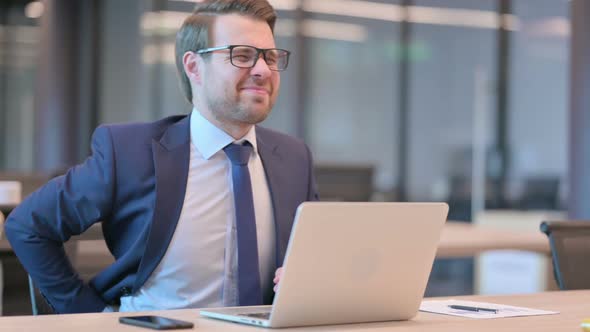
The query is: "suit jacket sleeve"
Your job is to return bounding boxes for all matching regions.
[4,126,117,313]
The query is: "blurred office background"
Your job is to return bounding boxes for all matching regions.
[0,0,578,315]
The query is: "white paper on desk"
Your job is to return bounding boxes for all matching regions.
[419,299,559,319]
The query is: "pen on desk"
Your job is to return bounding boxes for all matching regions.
[448,305,498,313]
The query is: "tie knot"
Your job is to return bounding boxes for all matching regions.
[223,142,253,166]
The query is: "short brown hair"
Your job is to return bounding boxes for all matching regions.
[175,0,277,103]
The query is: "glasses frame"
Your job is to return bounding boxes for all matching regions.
[196,45,291,72]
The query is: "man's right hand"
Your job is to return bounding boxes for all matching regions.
[273,267,283,292]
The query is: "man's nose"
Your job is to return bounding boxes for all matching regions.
[250,54,272,78]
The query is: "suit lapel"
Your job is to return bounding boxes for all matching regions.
[257,129,290,267]
[133,116,191,291]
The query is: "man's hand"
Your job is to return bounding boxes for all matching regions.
[273,267,284,292]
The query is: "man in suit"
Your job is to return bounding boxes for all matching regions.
[5,0,318,314]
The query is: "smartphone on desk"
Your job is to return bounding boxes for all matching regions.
[119,315,194,330]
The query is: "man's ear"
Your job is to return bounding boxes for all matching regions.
[183,51,202,84]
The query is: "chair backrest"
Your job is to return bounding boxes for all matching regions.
[540,220,590,290]
[28,276,55,315]
[314,165,374,201]
[27,224,107,315]
[520,177,560,210]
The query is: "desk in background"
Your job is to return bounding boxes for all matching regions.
[428,221,551,297]
[0,290,585,331]
[0,221,550,261]
[474,210,563,295]
[438,222,549,257]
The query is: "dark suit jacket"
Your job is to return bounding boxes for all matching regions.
[4,114,318,314]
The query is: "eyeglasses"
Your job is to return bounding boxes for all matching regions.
[196,45,291,71]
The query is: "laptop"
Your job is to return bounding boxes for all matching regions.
[200,202,449,328]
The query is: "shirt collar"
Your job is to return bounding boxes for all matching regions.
[190,108,258,160]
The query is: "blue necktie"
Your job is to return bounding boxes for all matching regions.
[223,142,262,306]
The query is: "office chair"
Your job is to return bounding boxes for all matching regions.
[28,239,86,315]
[0,212,5,315]
[540,221,590,290]
[27,231,114,316]
[520,177,560,210]
[28,276,55,315]
[314,165,374,201]
[0,205,55,315]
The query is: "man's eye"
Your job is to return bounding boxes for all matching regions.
[233,55,252,62]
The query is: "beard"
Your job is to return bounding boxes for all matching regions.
[205,85,275,125]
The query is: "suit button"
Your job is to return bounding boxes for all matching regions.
[121,287,131,296]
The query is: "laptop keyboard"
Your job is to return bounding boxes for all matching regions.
[239,312,271,320]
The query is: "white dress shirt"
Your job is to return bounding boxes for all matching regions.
[118,110,276,311]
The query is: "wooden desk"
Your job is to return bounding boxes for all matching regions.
[438,222,550,258]
[0,291,586,331]
[0,222,550,260]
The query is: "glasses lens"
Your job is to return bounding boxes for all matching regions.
[265,49,289,71]
[231,46,257,68]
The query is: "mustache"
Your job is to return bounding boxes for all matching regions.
[239,79,272,92]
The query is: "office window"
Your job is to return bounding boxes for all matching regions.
[0,1,40,171]
[408,0,497,220]
[99,0,156,124]
[508,0,569,210]
[304,1,401,198]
